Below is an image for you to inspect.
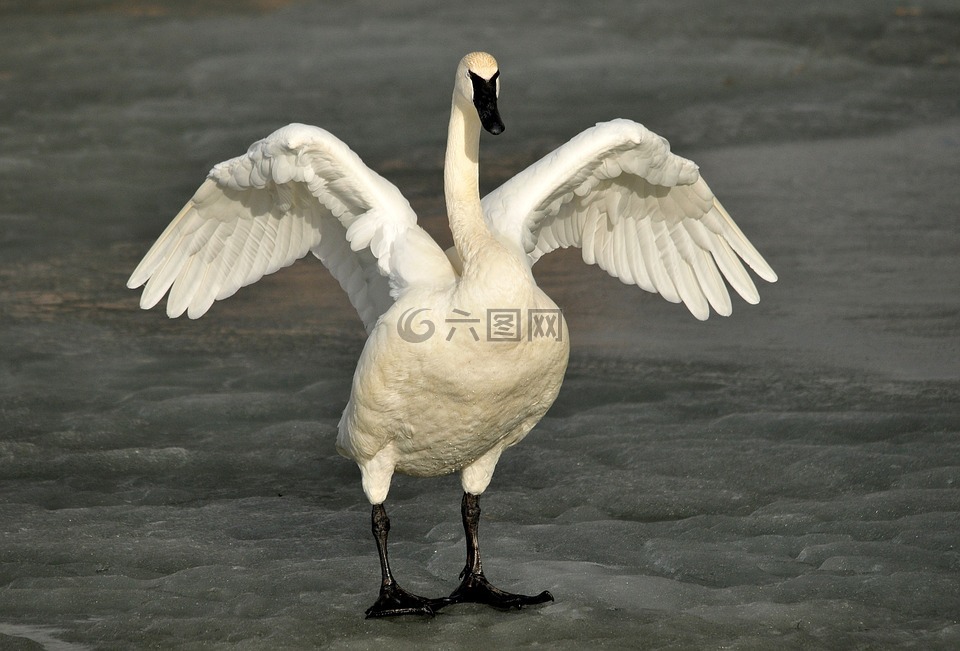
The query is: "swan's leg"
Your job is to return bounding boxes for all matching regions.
[442,492,554,610]
[364,503,450,618]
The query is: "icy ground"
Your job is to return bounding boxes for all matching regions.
[1,1,959,649]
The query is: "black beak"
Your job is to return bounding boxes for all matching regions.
[470,71,504,135]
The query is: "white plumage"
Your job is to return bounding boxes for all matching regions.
[482,118,776,320]
[128,123,453,328]
[127,52,776,617]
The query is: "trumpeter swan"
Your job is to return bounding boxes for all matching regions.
[127,52,777,617]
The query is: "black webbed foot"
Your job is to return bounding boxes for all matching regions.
[436,492,554,612]
[442,569,553,611]
[366,503,452,618]
[365,581,452,618]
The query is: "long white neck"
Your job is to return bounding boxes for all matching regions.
[445,95,491,268]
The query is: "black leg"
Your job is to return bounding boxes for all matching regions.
[441,492,554,610]
[365,504,449,618]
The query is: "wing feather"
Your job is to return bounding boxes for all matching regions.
[624,215,653,293]
[128,123,454,327]
[611,206,634,285]
[637,218,681,304]
[482,119,776,319]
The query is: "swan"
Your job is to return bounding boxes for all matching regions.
[127,52,777,617]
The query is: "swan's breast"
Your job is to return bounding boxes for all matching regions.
[337,288,569,476]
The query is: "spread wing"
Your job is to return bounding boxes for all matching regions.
[127,123,455,330]
[482,119,777,320]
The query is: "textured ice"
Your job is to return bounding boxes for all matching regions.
[1,0,959,649]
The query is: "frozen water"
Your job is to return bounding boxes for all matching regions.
[1,0,959,648]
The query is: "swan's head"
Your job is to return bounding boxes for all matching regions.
[456,52,504,136]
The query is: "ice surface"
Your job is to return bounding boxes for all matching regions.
[1,0,959,649]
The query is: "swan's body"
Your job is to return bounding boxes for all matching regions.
[128,52,776,616]
[339,281,568,497]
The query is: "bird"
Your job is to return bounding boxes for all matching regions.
[127,51,777,618]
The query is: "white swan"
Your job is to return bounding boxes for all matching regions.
[127,52,777,617]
